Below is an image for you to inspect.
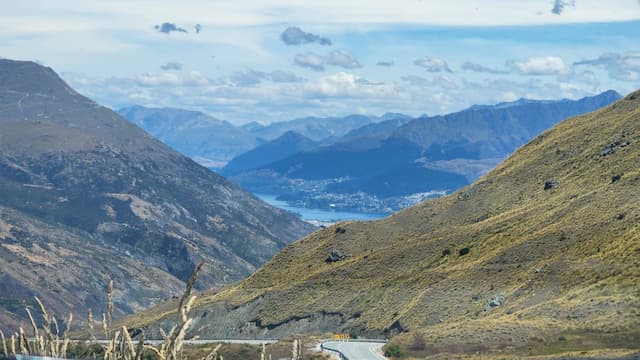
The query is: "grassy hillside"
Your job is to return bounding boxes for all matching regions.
[128,91,640,356]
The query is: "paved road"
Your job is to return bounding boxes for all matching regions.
[321,340,387,360]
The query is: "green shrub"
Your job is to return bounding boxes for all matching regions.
[383,343,405,358]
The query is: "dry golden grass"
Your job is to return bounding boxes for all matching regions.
[125,91,640,356]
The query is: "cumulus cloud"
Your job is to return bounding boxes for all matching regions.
[551,0,576,15]
[376,61,395,67]
[303,72,396,99]
[461,61,508,74]
[281,27,332,46]
[294,50,362,71]
[154,22,187,34]
[558,70,600,91]
[229,70,266,86]
[160,62,182,71]
[269,70,305,83]
[230,69,304,86]
[135,71,214,87]
[413,56,452,72]
[574,52,640,81]
[294,53,326,71]
[64,66,607,126]
[324,50,362,69]
[507,56,570,75]
[401,75,458,89]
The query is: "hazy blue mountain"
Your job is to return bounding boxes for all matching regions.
[224,114,412,177]
[392,90,623,158]
[247,114,381,141]
[241,121,265,132]
[332,116,413,151]
[228,90,622,211]
[222,131,319,176]
[118,106,260,169]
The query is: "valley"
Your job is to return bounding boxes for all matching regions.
[3,4,640,358]
[125,89,640,358]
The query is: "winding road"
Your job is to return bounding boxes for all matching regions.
[321,340,387,360]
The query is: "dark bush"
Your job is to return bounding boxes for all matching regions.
[384,343,405,358]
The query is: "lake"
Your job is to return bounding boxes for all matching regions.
[256,193,387,225]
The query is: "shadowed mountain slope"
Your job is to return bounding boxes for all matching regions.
[222,131,318,176]
[0,59,314,331]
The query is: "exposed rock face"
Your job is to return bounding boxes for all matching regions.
[544,180,558,190]
[326,250,349,263]
[0,59,315,331]
[486,293,505,310]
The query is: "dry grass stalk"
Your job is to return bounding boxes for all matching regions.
[15,296,73,358]
[100,261,206,360]
[10,334,15,356]
[18,327,29,355]
[88,308,96,341]
[0,330,7,356]
[7,261,210,360]
[291,339,301,360]
[107,280,114,330]
[201,344,222,360]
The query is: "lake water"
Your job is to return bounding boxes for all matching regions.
[256,193,387,224]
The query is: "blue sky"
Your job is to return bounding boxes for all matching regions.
[2,0,640,124]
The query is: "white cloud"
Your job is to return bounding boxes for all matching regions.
[294,53,325,71]
[294,50,362,71]
[324,50,362,69]
[62,64,612,125]
[303,72,395,98]
[401,75,458,89]
[3,1,639,37]
[507,56,570,76]
[574,52,640,82]
[135,71,215,87]
[413,57,452,72]
[461,61,508,74]
[551,0,576,15]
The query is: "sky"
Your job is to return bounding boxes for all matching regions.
[2,0,640,124]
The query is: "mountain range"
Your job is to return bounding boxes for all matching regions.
[222,90,622,213]
[128,90,640,357]
[0,59,314,332]
[118,107,405,170]
[243,113,411,142]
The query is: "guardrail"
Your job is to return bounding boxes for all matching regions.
[320,343,348,360]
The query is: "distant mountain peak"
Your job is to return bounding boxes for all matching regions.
[466,90,622,111]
